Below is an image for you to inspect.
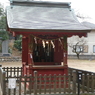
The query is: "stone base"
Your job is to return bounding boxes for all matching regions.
[2,53,11,56]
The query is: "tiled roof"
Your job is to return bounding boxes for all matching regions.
[6,1,91,32]
[82,22,95,29]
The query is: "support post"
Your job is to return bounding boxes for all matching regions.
[22,36,28,64]
[78,71,82,95]
[34,71,37,95]
[0,65,2,95]
[28,35,34,65]
[63,36,68,66]
[72,70,77,95]
[2,71,6,95]
[22,62,26,76]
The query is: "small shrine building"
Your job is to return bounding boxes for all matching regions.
[6,0,91,75]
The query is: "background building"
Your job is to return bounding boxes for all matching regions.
[68,22,95,59]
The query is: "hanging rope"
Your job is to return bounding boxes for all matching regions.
[30,34,63,41]
[51,41,55,48]
[29,34,66,50]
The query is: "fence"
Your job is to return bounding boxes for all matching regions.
[0,66,95,95]
[68,67,95,76]
[2,67,22,79]
[0,65,6,95]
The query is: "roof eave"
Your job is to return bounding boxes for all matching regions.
[9,28,91,33]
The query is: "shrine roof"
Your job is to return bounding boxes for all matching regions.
[6,0,91,32]
[82,22,95,30]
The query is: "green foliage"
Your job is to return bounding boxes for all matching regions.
[0,3,9,41]
[0,16,6,29]
[0,41,2,52]
[8,47,12,54]
[0,30,9,40]
[14,35,22,51]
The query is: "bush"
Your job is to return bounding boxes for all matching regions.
[14,36,22,51]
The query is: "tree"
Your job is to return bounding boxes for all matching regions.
[75,11,91,23]
[14,35,22,51]
[0,3,9,41]
[68,36,87,59]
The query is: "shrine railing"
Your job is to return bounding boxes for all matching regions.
[0,66,95,95]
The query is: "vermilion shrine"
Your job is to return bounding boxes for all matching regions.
[6,0,91,75]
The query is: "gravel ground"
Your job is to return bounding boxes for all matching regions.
[0,59,95,72]
[0,61,22,67]
[68,59,95,72]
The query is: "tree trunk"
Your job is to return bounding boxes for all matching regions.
[77,53,80,59]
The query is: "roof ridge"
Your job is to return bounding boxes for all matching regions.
[10,0,71,8]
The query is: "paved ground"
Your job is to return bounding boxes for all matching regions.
[0,59,95,72]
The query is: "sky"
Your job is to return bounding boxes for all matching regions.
[0,0,95,23]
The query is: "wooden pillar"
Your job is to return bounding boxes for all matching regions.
[54,40,63,64]
[28,35,34,65]
[54,40,59,63]
[22,36,28,64]
[63,36,68,66]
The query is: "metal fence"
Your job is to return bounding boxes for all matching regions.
[0,66,95,95]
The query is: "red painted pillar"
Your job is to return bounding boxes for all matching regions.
[63,36,68,66]
[28,35,34,65]
[54,40,63,64]
[22,36,28,64]
[54,40,59,63]
[63,36,68,75]
[22,36,29,75]
[27,35,34,75]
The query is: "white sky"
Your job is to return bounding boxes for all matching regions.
[0,0,95,23]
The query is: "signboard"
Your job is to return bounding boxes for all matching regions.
[8,78,16,89]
